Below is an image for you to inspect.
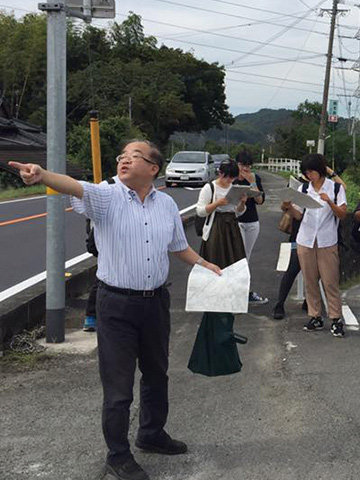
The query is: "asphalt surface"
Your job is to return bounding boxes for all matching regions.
[0,178,200,291]
[1,171,360,480]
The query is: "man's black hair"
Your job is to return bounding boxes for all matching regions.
[218,159,239,178]
[300,153,327,179]
[235,150,253,166]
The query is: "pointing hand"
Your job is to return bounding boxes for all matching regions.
[8,162,44,185]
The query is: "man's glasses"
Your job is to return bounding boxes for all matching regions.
[116,153,157,166]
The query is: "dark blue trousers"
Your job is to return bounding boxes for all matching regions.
[96,284,171,461]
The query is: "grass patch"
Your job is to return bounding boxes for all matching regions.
[0,185,46,201]
[340,273,360,291]
[0,350,51,371]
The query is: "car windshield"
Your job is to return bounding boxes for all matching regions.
[172,152,206,163]
[212,154,229,164]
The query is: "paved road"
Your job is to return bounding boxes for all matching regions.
[0,178,200,292]
[2,171,360,480]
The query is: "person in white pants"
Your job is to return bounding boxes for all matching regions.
[234,150,268,304]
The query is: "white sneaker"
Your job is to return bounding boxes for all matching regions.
[249,292,268,305]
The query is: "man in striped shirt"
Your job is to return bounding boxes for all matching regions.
[9,140,220,480]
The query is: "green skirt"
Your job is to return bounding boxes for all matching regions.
[200,212,246,269]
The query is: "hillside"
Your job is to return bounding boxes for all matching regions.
[171,108,295,148]
[210,108,294,145]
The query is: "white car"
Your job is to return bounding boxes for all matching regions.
[165,151,216,187]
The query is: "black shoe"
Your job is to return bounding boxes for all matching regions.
[136,431,187,455]
[273,303,285,320]
[233,333,248,344]
[331,319,345,337]
[106,455,149,480]
[302,299,308,312]
[303,317,324,332]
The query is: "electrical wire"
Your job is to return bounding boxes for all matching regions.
[150,0,331,37]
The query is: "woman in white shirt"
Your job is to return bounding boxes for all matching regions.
[282,154,347,337]
[196,159,247,268]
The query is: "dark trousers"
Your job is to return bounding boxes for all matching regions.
[85,277,99,317]
[96,285,171,461]
[276,248,301,306]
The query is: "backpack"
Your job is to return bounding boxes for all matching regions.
[301,181,345,247]
[85,177,116,257]
[194,182,215,236]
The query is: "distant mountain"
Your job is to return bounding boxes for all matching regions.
[209,108,294,145]
[170,108,295,148]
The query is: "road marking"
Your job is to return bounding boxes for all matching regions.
[1,204,197,301]
[0,207,73,227]
[179,204,196,215]
[342,304,359,329]
[0,252,92,303]
[0,195,46,205]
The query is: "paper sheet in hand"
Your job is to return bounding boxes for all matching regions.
[276,188,323,209]
[186,258,250,313]
[226,185,261,205]
[276,243,291,271]
[289,175,302,190]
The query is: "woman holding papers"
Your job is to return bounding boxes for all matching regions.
[190,159,248,377]
[281,154,347,337]
[196,159,247,267]
[234,150,267,305]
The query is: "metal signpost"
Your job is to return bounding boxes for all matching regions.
[38,0,115,343]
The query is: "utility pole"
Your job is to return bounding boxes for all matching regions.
[317,0,339,155]
[39,2,67,343]
[129,95,132,127]
[38,0,115,343]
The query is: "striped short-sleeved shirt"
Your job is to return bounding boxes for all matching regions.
[71,181,188,290]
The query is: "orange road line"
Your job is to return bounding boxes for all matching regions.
[0,207,73,227]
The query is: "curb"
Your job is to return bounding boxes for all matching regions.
[0,213,196,349]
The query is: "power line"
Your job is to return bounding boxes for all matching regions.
[226,76,324,95]
[226,68,348,90]
[155,33,326,66]
[151,0,331,37]
[125,14,327,57]
[226,0,325,67]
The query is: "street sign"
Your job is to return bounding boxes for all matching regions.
[65,0,115,18]
[328,114,338,123]
[329,99,339,116]
[306,140,315,147]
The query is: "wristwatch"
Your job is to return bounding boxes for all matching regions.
[329,171,337,179]
[195,257,204,265]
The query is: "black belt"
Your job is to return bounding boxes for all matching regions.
[99,281,164,298]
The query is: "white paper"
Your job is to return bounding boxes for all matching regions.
[226,185,261,205]
[185,258,250,313]
[276,188,323,209]
[276,243,291,271]
[289,175,302,190]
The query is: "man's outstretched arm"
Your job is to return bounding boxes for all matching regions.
[8,162,84,199]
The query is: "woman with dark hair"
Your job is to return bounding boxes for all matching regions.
[233,150,267,304]
[196,159,247,268]
[281,153,347,337]
[273,165,345,320]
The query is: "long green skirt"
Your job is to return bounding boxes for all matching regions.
[188,312,242,377]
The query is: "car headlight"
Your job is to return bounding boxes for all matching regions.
[197,167,206,173]
[166,168,175,174]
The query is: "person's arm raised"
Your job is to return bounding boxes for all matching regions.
[8,162,84,199]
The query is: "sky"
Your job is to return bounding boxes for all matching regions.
[2,0,360,118]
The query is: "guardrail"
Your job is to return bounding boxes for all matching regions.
[254,158,301,176]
